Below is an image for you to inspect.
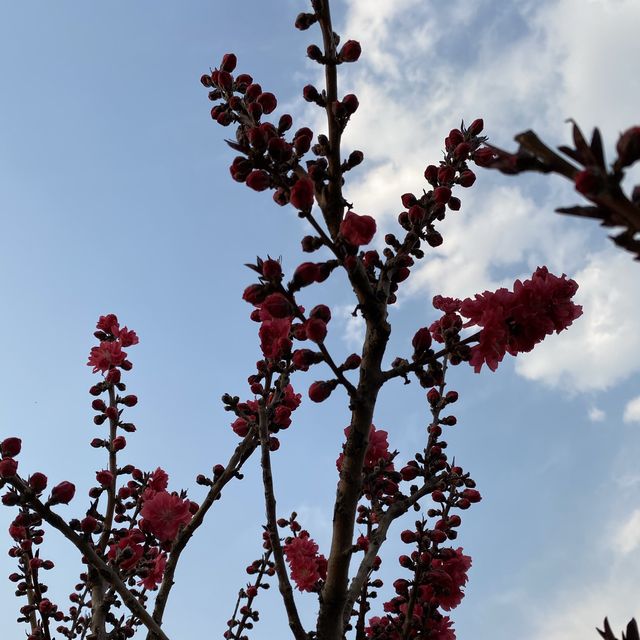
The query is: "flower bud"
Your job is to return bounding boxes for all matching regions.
[220,53,237,73]
[339,40,362,63]
[50,481,76,505]
[0,458,18,478]
[290,177,315,210]
[112,436,126,452]
[412,328,432,353]
[305,318,327,343]
[246,170,271,192]
[433,186,451,204]
[467,118,484,136]
[294,12,317,30]
[257,92,277,115]
[616,126,640,168]
[28,472,48,493]
[458,170,476,187]
[308,380,337,403]
[0,438,21,458]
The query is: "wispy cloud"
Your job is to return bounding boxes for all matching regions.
[623,396,640,424]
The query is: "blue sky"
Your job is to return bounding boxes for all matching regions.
[1,1,639,638]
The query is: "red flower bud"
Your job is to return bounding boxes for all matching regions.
[112,436,126,452]
[293,262,320,288]
[339,40,362,63]
[412,328,432,353]
[448,196,461,211]
[95,470,114,487]
[1,438,21,458]
[308,380,336,403]
[29,472,48,493]
[261,259,282,280]
[400,530,416,544]
[453,142,471,160]
[458,170,476,187]
[50,481,76,505]
[257,92,277,115]
[81,516,98,533]
[340,211,377,246]
[262,293,293,319]
[121,395,138,407]
[448,128,464,146]
[431,489,445,502]
[246,170,271,192]
[303,84,321,103]
[433,186,451,204]
[424,164,438,184]
[430,529,447,543]
[0,458,18,478]
[342,354,361,370]
[305,318,327,343]
[243,284,267,305]
[462,488,482,503]
[616,126,640,168]
[401,193,417,208]
[437,166,455,184]
[467,118,484,136]
[473,146,497,166]
[342,94,359,115]
[295,12,317,30]
[290,178,315,210]
[445,390,459,403]
[292,349,323,371]
[220,53,237,73]
[400,465,419,481]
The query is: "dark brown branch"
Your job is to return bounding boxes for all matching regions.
[257,394,307,640]
[148,432,259,635]
[8,478,170,640]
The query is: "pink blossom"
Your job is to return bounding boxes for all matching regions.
[140,491,192,542]
[283,531,327,592]
[87,341,126,373]
[461,266,582,372]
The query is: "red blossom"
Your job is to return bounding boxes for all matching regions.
[290,177,315,210]
[461,266,582,372]
[259,317,292,359]
[87,341,126,373]
[108,529,145,571]
[283,531,327,591]
[339,211,377,246]
[96,314,120,334]
[1,437,21,458]
[140,491,192,542]
[118,327,139,347]
[138,551,167,590]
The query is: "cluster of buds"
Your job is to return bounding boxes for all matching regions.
[224,535,274,640]
[202,52,325,212]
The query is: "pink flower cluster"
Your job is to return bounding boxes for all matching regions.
[429,267,582,372]
[87,314,138,374]
[283,531,327,592]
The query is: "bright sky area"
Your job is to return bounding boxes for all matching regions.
[1,1,639,638]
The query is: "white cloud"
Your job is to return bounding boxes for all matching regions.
[337,0,640,393]
[624,396,640,424]
[335,303,365,350]
[588,406,605,422]
[614,509,640,556]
